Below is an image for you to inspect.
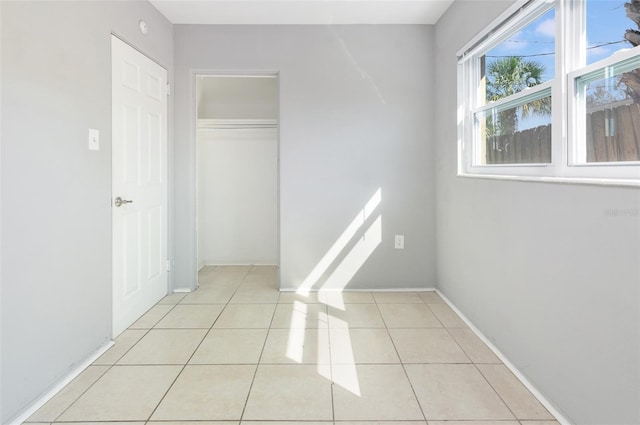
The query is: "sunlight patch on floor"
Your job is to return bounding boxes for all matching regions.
[316,319,331,380]
[328,310,361,396]
[285,301,307,363]
[286,189,384,397]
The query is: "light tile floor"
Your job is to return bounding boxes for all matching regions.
[25,265,561,425]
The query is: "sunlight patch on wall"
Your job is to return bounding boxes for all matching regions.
[286,189,383,397]
[297,188,382,295]
[322,215,382,291]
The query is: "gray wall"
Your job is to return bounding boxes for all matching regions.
[174,25,436,291]
[435,2,640,424]
[0,1,173,422]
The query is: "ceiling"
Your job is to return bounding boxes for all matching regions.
[149,0,455,25]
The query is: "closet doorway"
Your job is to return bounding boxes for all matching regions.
[196,75,279,275]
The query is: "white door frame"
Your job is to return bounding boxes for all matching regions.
[191,71,281,287]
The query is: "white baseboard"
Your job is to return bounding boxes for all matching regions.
[7,341,114,425]
[279,287,437,292]
[434,289,573,425]
[172,287,193,293]
[199,261,279,267]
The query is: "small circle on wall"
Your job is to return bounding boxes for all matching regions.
[139,20,148,35]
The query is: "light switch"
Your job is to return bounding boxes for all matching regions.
[88,128,100,151]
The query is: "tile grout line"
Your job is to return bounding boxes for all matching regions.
[44,365,111,424]
[373,294,428,423]
[144,266,251,422]
[41,280,560,425]
[434,289,566,424]
[431,301,534,421]
[471,362,527,422]
[428,299,477,366]
[238,264,279,423]
[324,300,336,425]
[46,300,182,423]
[30,265,274,425]
[418,295,520,422]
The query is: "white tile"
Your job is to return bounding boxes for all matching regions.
[261,328,330,364]
[373,292,423,303]
[327,304,385,329]
[180,287,236,304]
[448,328,501,363]
[57,366,181,421]
[44,422,141,425]
[477,364,555,420]
[428,422,519,425]
[214,304,276,328]
[243,365,333,420]
[190,329,268,364]
[271,303,329,329]
[218,265,252,273]
[334,422,426,425]
[428,303,467,328]
[151,365,256,420]
[154,304,223,328]
[330,328,399,364]
[118,329,207,364]
[199,265,217,273]
[27,366,109,422]
[242,422,329,425]
[230,283,279,303]
[321,291,376,308]
[200,266,250,285]
[157,292,187,304]
[129,305,173,329]
[243,267,278,285]
[378,303,442,328]
[93,330,147,365]
[277,291,323,304]
[405,364,514,420]
[389,328,470,363]
[333,364,424,420]
[150,422,237,425]
[418,291,445,304]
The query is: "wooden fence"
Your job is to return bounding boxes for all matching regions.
[587,103,640,162]
[486,102,640,164]
[486,124,551,164]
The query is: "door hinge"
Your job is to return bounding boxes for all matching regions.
[166,259,172,271]
[166,83,171,96]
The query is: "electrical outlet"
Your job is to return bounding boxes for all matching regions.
[395,235,404,249]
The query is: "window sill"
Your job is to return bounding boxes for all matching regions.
[457,172,640,188]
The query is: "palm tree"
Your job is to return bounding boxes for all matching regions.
[485,56,550,135]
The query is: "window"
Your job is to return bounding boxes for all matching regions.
[458,0,640,185]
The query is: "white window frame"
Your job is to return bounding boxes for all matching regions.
[457,0,640,186]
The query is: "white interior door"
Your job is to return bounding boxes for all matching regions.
[111,35,168,337]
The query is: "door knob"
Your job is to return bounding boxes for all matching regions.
[114,197,133,207]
